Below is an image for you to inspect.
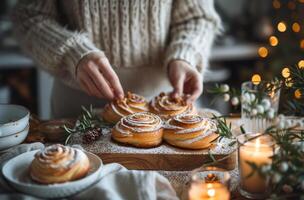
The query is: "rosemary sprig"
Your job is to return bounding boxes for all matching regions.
[63,105,113,144]
[212,115,233,141]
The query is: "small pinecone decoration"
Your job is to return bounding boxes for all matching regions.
[82,127,102,144]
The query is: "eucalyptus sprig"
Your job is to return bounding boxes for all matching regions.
[63,105,113,144]
[207,84,241,108]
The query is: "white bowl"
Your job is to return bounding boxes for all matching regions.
[0,124,29,151]
[2,150,103,199]
[0,104,30,137]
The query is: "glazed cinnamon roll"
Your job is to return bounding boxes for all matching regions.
[163,114,218,149]
[111,112,163,148]
[30,144,90,184]
[102,92,149,123]
[149,92,195,120]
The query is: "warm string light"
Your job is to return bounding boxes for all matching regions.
[288,1,296,10]
[292,22,301,32]
[300,39,304,49]
[277,22,287,32]
[294,89,302,99]
[281,67,290,78]
[273,0,281,9]
[298,60,304,68]
[269,36,279,46]
[258,47,268,58]
[252,74,261,85]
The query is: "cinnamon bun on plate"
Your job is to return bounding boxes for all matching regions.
[111,112,163,148]
[30,144,90,184]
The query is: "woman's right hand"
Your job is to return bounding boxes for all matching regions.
[76,52,124,100]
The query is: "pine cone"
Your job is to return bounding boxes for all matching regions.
[82,128,102,144]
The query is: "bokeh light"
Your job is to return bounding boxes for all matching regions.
[292,22,301,32]
[277,22,287,32]
[300,40,304,49]
[252,74,261,85]
[273,0,281,9]
[258,47,268,58]
[269,36,279,46]
[298,60,304,68]
[281,67,290,78]
[294,89,302,99]
[288,1,296,9]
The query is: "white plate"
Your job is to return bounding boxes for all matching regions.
[2,150,103,198]
[0,124,29,151]
[0,104,30,137]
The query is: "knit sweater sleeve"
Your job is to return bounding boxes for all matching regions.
[11,0,102,81]
[165,0,222,73]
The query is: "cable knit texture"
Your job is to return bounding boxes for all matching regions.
[12,0,221,90]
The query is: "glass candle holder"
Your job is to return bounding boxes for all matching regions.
[189,166,230,200]
[241,81,281,133]
[237,133,275,199]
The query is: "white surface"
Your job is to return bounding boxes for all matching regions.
[0,124,28,151]
[2,150,103,199]
[0,87,10,104]
[0,52,33,68]
[37,69,54,120]
[0,104,29,137]
[210,43,260,61]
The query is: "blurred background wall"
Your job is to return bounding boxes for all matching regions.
[0,0,302,119]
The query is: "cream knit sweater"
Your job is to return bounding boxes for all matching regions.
[12,0,221,96]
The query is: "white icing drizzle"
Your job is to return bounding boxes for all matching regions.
[114,112,162,135]
[178,129,215,144]
[109,93,148,117]
[150,94,192,118]
[35,145,86,169]
[164,114,217,144]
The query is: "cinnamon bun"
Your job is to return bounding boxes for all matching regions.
[111,112,163,148]
[149,92,195,120]
[163,114,218,149]
[102,92,149,123]
[30,144,90,184]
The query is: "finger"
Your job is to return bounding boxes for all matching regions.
[171,74,185,99]
[78,73,93,96]
[186,82,203,104]
[81,72,104,98]
[86,62,115,100]
[96,58,124,99]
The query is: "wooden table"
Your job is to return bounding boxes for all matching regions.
[26,116,251,200]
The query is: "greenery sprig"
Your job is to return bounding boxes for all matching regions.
[207,84,241,108]
[204,116,304,200]
[63,105,113,144]
[212,115,234,141]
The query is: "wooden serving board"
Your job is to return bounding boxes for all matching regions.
[69,128,237,171]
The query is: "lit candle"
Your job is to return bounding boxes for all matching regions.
[189,182,230,200]
[238,134,274,195]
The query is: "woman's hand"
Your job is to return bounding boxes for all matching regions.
[168,60,202,104]
[76,52,124,100]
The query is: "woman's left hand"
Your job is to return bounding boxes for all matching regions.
[168,60,202,104]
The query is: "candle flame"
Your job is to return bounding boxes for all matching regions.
[207,188,216,197]
[255,138,261,151]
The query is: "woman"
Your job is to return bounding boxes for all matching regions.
[12,0,221,118]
